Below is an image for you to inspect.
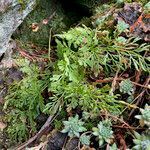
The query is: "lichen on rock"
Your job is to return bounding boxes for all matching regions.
[0,0,37,55]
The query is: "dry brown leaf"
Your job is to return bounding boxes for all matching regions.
[0,97,4,104]
[139,119,145,127]
[42,19,49,25]
[80,145,96,150]
[0,122,7,131]
[25,141,47,150]
[31,23,39,32]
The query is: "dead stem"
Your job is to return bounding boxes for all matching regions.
[16,111,59,150]
[95,78,150,89]
[128,76,150,119]
[112,125,146,130]
[110,69,119,95]
[101,114,131,128]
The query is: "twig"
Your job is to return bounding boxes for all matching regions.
[24,141,48,150]
[95,77,150,89]
[16,112,58,150]
[128,76,150,119]
[112,125,146,130]
[94,78,113,83]
[131,70,141,96]
[134,70,141,85]
[17,47,49,62]
[121,87,147,114]
[48,28,52,62]
[117,100,139,109]
[62,136,68,150]
[131,81,150,89]
[110,69,119,95]
[101,114,131,128]
[115,132,127,150]
[37,11,56,29]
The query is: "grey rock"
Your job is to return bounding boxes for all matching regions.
[65,138,79,150]
[47,131,67,150]
[0,0,37,55]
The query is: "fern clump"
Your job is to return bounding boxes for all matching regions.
[48,78,122,115]
[43,25,123,116]
[4,59,47,142]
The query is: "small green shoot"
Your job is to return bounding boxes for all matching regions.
[133,131,150,150]
[119,79,134,95]
[80,134,91,146]
[62,115,87,137]
[92,119,113,146]
[135,104,150,128]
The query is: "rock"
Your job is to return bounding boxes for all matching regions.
[0,66,23,101]
[13,0,68,46]
[65,138,79,150]
[0,0,37,55]
[0,40,16,69]
[47,130,67,150]
[6,67,23,81]
[13,0,102,46]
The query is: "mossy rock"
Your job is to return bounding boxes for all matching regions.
[13,0,104,47]
[13,0,68,46]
